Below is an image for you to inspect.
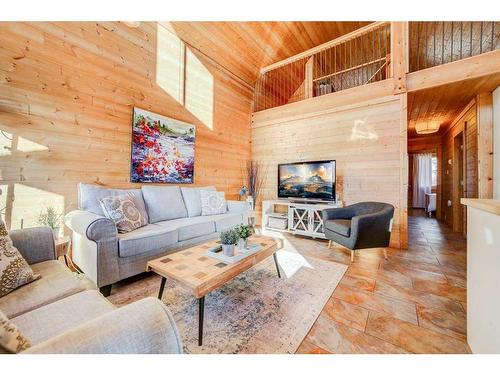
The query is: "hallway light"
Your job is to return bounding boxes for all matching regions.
[415,121,441,135]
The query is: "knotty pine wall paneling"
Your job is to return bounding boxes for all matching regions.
[0,22,253,229]
[252,93,407,249]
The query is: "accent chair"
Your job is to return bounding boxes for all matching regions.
[322,201,394,262]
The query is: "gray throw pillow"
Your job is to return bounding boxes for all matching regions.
[141,186,188,223]
[200,190,227,215]
[99,195,148,233]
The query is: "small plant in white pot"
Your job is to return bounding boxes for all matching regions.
[220,229,239,257]
[38,207,63,239]
[236,224,253,250]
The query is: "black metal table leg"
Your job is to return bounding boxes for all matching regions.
[198,296,205,346]
[158,277,166,299]
[273,252,281,278]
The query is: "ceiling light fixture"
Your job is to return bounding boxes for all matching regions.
[415,121,441,135]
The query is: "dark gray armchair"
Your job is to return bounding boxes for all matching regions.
[322,202,394,262]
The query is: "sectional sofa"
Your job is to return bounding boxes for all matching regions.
[1,226,181,354]
[65,183,250,295]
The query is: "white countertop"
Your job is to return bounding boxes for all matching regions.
[461,199,500,216]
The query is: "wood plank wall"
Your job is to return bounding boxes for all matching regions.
[252,94,407,249]
[441,101,478,227]
[0,22,253,229]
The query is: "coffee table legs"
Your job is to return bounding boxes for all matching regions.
[198,296,205,346]
[273,252,282,278]
[158,277,166,299]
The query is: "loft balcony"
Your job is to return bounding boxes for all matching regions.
[253,21,500,113]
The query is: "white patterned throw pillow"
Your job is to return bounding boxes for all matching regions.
[0,220,41,298]
[200,190,227,215]
[99,194,147,233]
[0,310,31,353]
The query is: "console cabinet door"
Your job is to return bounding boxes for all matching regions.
[289,205,310,235]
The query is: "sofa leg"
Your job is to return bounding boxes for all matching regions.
[350,250,354,263]
[99,284,112,297]
[328,240,332,249]
[383,248,388,260]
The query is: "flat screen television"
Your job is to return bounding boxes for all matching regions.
[278,160,336,201]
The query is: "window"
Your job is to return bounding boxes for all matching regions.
[431,156,438,187]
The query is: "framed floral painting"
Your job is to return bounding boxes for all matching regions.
[130,108,195,183]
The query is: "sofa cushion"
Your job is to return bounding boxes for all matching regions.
[12,290,114,346]
[210,213,244,232]
[180,186,216,217]
[0,260,95,319]
[141,186,188,223]
[156,216,216,241]
[0,219,41,298]
[79,183,149,222]
[118,224,178,258]
[325,219,352,237]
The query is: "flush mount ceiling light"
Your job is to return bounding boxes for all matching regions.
[123,21,141,28]
[415,121,441,135]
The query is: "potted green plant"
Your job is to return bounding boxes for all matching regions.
[236,224,253,250]
[220,228,239,257]
[38,207,63,239]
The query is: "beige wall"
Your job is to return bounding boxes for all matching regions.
[252,93,407,249]
[0,22,253,229]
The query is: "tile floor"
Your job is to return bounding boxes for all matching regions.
[297,211,470,353]
[109,211,470,354]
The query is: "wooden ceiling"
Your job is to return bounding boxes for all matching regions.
[408,72,500,138]
[163,22,371,86]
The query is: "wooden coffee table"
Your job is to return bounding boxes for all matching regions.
[146,235,280,345]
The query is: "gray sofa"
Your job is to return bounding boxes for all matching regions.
[65,183,250,295]
[1,227,182,354]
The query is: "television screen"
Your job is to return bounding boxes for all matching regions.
[278,160,336,201]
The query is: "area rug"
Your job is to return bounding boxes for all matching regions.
[160,250,347,353]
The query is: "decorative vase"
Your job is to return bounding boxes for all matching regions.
[222,244,235,257]
[52,227,60,239]
[237,238,248,251]
[246,196,254,210]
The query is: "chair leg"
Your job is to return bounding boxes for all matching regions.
[350,250,354,263]
[383,248,388,260]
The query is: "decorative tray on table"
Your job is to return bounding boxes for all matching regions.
[206,243,262,264]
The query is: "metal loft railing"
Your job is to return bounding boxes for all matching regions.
[253,22,391,112]
[409,21,500,72]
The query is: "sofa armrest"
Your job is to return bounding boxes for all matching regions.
[227,200,250,214]
[24,297,183,354]
[64,210,117,242]
[322,207,356,221]
[64,210,119,288]
[350,210,393,249]
[8,227,56,265]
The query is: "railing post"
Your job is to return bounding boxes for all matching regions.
[390,21,409,94]
[305,56,314,99]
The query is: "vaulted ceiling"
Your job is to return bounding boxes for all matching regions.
[163,22,371,86]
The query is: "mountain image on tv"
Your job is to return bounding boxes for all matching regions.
[278,161,335,200]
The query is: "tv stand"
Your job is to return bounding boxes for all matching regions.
[262,199,343,239]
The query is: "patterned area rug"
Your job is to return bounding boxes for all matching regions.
[161,249,347,353]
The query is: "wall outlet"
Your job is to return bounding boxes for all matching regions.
[447,200,452,207]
